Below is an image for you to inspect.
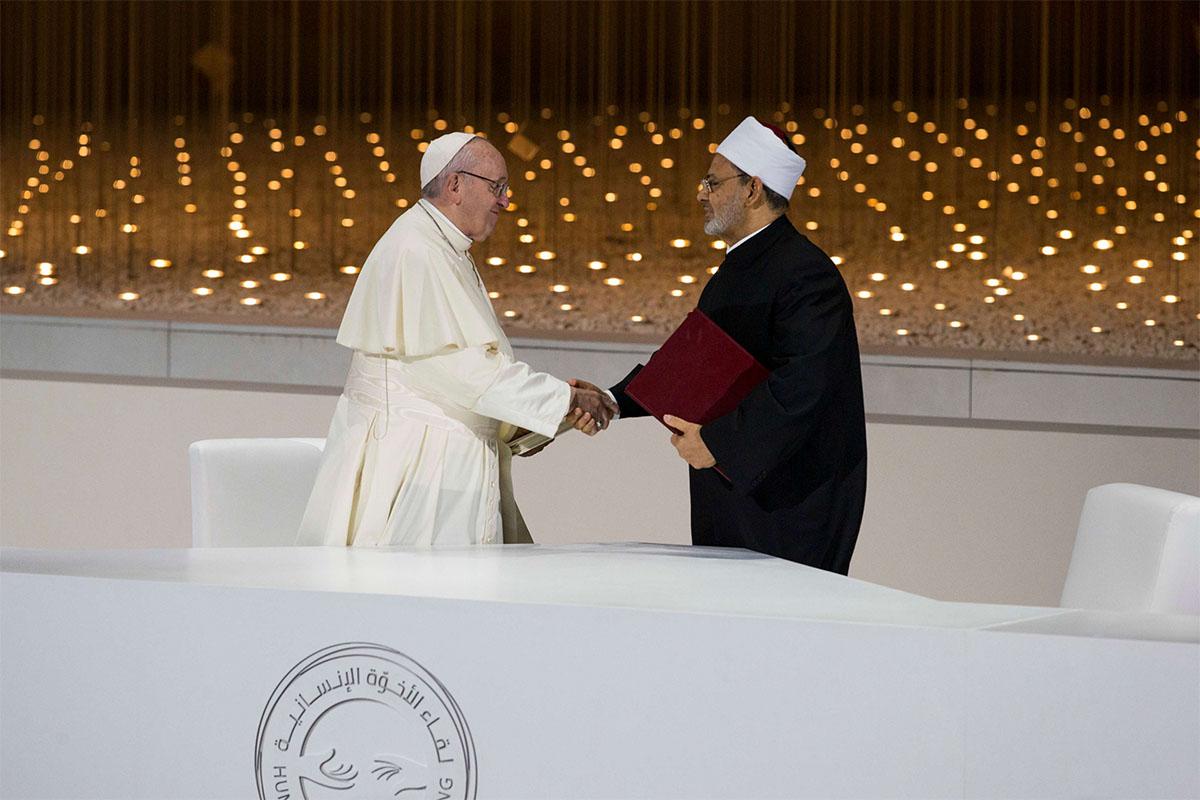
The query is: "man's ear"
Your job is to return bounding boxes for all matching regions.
[747,176,765,207]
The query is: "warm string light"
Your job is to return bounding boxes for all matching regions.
[2,91,1192,353]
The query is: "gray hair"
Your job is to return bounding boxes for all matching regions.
[762,184,789,211]
[420,136,485,199]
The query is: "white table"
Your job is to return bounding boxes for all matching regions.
[2,543,1197,799]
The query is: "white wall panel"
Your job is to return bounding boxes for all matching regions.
[4,314,1196,430]
[3,377,1197,606]
[0,316,169,376]
[972,365,1200,429]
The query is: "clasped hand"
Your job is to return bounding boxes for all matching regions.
[565,378,618,436]
[663,415,716,469]
[559,382,715,469]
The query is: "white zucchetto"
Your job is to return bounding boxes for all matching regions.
[715,116,807,200]
[420,131,478,188]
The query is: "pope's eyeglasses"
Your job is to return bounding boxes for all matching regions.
[458,170,510,198]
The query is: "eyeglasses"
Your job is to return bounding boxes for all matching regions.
[458,170,510,198]
[699,171,749,194]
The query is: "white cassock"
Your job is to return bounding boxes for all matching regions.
[296,199,570,547]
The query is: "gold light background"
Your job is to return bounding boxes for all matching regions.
[1,0,1196,359]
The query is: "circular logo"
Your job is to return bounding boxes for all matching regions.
[255,642,476,799]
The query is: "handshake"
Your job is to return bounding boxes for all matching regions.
[566,378,618,436]
[511,378,617,458]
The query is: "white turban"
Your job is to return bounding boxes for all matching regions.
[420,131,477,188]
[715,116,807,200]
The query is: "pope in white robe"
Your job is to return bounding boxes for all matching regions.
[297,133,612,547]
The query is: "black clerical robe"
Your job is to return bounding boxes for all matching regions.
[611,214,867,573]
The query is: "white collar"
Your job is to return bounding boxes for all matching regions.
[725,222,771,254]
[418,198,473,252]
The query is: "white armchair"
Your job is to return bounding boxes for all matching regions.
[1060,483,1200,615]
[188,438,325,547]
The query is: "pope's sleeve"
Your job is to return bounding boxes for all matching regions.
[401,346,571,438]
[699,269,852,494]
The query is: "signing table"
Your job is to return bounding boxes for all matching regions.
[2,543,1197,799]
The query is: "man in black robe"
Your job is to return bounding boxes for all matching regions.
[578,116,867,574]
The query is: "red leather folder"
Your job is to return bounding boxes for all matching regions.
[625,310,769,436]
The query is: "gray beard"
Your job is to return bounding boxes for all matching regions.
[703,201,742,237]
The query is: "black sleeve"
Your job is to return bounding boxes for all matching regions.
[699,269,852,494]
[608,364,649,419]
